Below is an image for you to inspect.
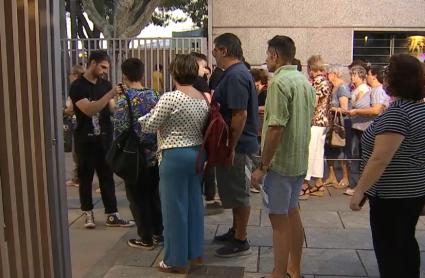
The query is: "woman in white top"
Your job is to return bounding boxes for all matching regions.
[139,54,209,274]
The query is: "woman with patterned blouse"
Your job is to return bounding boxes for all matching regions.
[139,54,209,274]
[300,55,333,199]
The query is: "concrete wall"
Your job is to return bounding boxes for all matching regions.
[211,0,425,66]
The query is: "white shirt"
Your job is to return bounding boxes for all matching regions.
[139,90,209,157]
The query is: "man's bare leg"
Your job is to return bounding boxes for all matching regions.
[233,206,250,240]
[267,213,290,278]
[287,208,304,278]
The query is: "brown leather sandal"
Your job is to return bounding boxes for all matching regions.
[157,260,188,274]
[309,185,325,197]
[190,256,203,265]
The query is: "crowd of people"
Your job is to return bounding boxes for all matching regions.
[65,31,425,278]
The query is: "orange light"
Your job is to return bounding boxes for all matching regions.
[408,36,425,54]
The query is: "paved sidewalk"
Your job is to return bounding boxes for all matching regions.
[65,153,425,278]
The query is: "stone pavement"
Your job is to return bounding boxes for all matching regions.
[65,153,425,278]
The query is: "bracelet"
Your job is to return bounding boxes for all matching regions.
[258,161,270,172]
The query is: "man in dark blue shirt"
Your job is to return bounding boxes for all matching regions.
[212,33,259,257]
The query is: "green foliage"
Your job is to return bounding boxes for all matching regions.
[155,0,208,31]
[65,0,208,38]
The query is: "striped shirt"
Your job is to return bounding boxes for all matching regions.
[363,99,425,199]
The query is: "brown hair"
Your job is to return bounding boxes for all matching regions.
[250,68,268,85]
[70,64,85,76]
[307,55,325,72]
[386,54,425,101]
[170,54,199,85]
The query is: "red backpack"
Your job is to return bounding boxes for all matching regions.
[196,98,231,173]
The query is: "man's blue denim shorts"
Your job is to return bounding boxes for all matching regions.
[262,171,304,215]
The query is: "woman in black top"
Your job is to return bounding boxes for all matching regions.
[350,54,425,278]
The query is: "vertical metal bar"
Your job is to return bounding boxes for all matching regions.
[156,38,160,92]
[169,38,172,90]
[208,0,213,67]
[162,38,166,91]
[61,40,68,98]
[87,38,91,66]
[112,39,116,85]
[144,38,148,88]
[150,39,153,89]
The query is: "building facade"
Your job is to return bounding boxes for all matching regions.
[210,0,425,66]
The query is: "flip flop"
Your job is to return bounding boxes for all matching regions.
[334,180,349,189]
[323,179,338,187]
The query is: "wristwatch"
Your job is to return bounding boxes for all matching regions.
[258,161,270,172]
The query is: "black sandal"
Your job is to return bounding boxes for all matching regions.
[299,186,311,200]
[309,184,324,197]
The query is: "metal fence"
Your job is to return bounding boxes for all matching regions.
[61,37,208,99]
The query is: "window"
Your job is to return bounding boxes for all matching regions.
[353,31,425,65]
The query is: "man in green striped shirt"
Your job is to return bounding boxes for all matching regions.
[251,36,315,278]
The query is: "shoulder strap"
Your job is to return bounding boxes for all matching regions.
[200,92,211,108]
[123,91,135,129]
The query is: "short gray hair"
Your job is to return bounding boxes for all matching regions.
[327,64,345,78]
[350,65,367,80]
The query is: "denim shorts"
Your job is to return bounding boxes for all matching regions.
[262,171,304,215]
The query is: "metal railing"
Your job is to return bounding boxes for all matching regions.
[61,37,208,99]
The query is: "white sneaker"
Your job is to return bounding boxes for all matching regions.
[250,186,260,193]
[83,211,95,229]
[344,188,355,196]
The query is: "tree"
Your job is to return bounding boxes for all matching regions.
[154,0,208,36]
[66,0,208,39]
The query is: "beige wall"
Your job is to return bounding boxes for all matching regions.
[211,0,425,65]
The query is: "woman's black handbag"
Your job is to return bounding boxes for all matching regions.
[106,93,145,184]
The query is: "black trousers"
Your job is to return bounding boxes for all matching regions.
[76,139,118,214]
[369,196,425,278]
[203,167,216,201]
[124,165,163,241]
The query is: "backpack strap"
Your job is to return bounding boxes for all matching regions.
[123,92,135,130]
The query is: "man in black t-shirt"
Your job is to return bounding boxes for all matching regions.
[69,50,134,229]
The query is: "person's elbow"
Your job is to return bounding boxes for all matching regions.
[371,105,385,116]
[78,107,96,117]
[267,126,284,138]
[368,153,392,168]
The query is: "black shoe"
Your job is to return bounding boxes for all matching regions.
[215,238,251,257]
[213,228,235,243]
[105,213,135,227]
[127,238,154,250]
[153,234,164,246]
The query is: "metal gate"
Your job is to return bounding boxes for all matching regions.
[61,37,208,98]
